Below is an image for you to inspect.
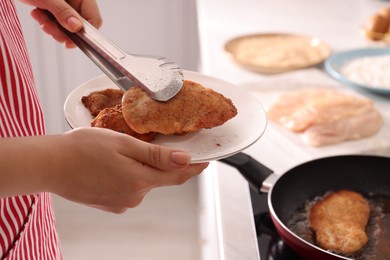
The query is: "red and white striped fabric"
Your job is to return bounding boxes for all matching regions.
[0,1,61,259]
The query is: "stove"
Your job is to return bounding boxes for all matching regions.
[200,159,308,260]
[249,187,304,260]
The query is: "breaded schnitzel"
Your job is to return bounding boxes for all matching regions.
[82,88,124,116]
[121,80,237,135]
[309,190,370,254]
[91,105,157,142]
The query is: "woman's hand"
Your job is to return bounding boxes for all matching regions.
[19,0,102,48]
[50,128,209,213]
[0,127,208,213]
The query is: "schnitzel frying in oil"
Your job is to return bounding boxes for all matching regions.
[309,190,370,255]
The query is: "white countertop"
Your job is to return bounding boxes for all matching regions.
[197,0,386,84]
[196,0,390,259]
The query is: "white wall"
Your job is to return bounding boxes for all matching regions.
[15,1,200,134]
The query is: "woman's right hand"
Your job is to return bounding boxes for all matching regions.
[20,0,103,48]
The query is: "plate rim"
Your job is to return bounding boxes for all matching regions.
[324,47,390,95]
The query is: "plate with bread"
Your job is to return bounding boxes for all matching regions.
[224,33,331,74]
[361,7,390,45]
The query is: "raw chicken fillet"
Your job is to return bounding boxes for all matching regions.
[267,88,382,146]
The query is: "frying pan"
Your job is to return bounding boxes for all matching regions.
[220,152,390,260]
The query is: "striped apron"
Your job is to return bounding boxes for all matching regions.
[0,1,61,259]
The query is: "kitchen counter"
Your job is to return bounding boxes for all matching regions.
[196,0,390,259]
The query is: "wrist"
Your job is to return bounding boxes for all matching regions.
[0,134,64,197]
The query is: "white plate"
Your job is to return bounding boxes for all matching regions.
[64,71,267,163]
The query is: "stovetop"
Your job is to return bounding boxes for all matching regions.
[249,187,304,260]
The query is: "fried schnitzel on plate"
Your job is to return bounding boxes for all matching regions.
[64,71,267,163]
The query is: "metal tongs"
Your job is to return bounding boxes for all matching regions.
[47,11,183,101]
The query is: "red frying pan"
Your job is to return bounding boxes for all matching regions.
[220,152,390,260]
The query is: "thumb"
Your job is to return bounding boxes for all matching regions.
[119,136,192,170]
[45,1,83,32]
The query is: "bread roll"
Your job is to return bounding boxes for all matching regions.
[366,14,388,40]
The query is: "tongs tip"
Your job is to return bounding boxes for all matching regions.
[146,69,184,102]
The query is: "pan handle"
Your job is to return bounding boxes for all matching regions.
[220,152,274,193]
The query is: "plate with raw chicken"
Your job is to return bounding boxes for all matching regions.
[267,88,383,147]
[64,70,267,163]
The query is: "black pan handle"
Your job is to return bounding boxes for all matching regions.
[220,152,273,193]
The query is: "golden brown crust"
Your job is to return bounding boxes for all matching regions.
[121,80,238,135]
[91,105,157,142]
[82,88,124,116]
[309,190,370,254]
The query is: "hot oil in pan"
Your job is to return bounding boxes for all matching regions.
[288,192,390,260]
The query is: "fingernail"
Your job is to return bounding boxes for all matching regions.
[66,16,82,31]
[65,41,76,49]
[171,151,191,167]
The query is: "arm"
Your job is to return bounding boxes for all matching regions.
[19,0,102,48]
[0,127,208,213]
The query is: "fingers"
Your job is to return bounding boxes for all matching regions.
[29,0,102,48]
[119,137,192,170]
[31,9,72,46]
[70,0,103,29]
[35,0,83,32]
[86,204,128,214]
[36,0,102,31]
[152,163,208,186]
[117,134,209,186]
[171,162,209,185]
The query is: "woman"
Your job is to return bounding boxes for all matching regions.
[0,0,208,258]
